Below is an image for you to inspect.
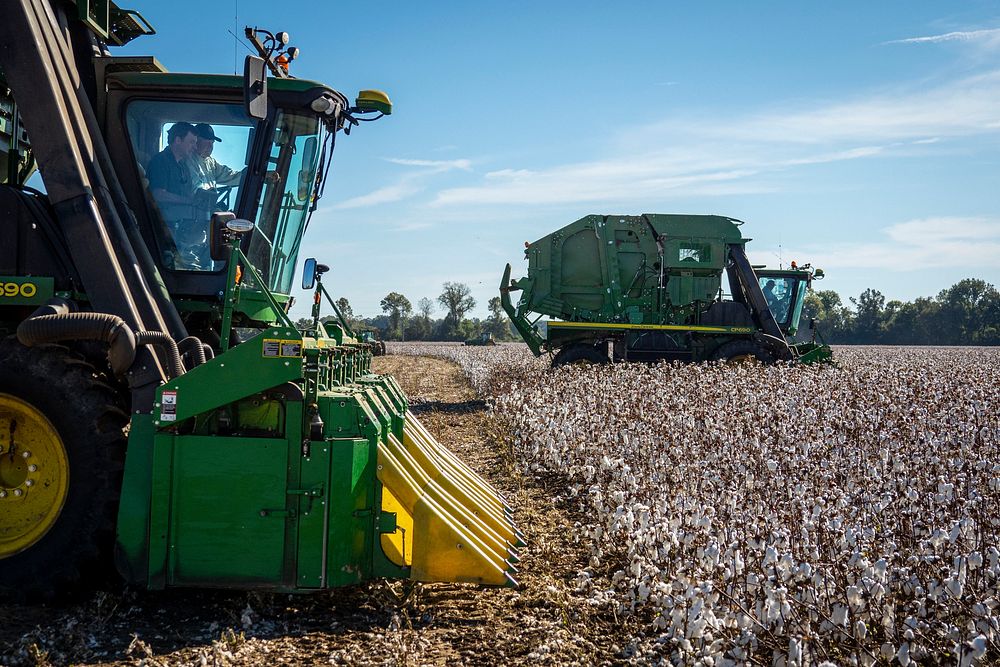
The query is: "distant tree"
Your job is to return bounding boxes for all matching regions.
[884,297,940,344]
[335,297,354,324]
[850,288,886,343]
[404,316,433,341]
[438,282,476,325]
[936,279,1000,345]
[380,292,412,340]
[804,289,852,341]
[484,296,511,340]
[294,316,313,331]
[417,297,435,320]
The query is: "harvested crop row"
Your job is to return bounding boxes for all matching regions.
[390,343,1000,665]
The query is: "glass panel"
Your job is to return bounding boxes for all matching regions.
[247,111,324,295]
[759,276,797,324]
[125,100,253,272]
[679,243,710,264]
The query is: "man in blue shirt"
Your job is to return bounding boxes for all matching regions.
[147,122,212,270]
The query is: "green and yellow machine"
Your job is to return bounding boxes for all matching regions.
[0,1,519,598]
[501,214,832,366]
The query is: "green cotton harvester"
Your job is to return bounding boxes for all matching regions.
[501,214,832,366]
[0,1,519,598]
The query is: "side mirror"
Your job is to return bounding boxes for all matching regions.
[210,212,236,261]
[302,257,317,290]
[210,212,254,261]
[243,56,267,120]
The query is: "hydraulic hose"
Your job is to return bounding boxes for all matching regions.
[17,306,186,379]
[178,335,207,369]
[17,311,137,375]
[133,331,185,379]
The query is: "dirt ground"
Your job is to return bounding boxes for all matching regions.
[0,356,632,666]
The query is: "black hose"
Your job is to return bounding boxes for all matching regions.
[17,311,137,375]
[177,336,207,369]
[134,331,185,379]
[17,305,187,379]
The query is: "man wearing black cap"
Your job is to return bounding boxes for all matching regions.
[189,123,244,191]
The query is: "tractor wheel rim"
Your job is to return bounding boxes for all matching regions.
[0,393,70,558]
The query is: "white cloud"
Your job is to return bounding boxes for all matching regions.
[385,157,472,170]
[334,155,472,209]
[670,70,1000,145]
[428,68,1000,208]
[334,181,422,209]
[885,28,1000,46]
[786,217,1000,272]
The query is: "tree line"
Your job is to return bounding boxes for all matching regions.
[297,277,1000,346]
[804,278,1000,345]
[295,281,516,342]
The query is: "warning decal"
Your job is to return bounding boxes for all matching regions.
[262,338,302,358]
[160,390,177,422]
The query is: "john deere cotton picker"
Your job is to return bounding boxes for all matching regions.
[0,0,519,597]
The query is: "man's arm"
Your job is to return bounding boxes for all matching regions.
[209,158,245,187]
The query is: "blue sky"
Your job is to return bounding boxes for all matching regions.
[121,1,1000,319]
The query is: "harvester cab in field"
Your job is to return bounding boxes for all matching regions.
[0,0,519,598]
[500,214,832,366]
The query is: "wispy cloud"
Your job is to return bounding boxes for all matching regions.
[335,181,423,209]
[787,217,1000,272]
[429,67,1000,208]
[885,28,1000,46]
[334,156,471,209]
[385,157,472,170]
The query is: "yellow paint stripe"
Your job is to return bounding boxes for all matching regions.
[547,321,742,333]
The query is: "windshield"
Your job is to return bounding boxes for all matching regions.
[246,111,325,295]
[758,274,807,333]
[125,100,253,272]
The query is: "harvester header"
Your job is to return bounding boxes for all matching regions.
[0,0,518,598]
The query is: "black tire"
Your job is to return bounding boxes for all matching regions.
[711,339,774,364]
[551,343,610,368]
[0,339,128,599]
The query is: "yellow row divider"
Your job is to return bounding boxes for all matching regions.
[401,422,521,545]
[377,442,516,586]
[406,413,514,512]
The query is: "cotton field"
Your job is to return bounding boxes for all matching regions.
[390,343,1000,665]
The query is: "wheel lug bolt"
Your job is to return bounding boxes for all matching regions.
[0,490,6,498]
[28,464,37,472]
[21,451,30,459]
[13,488,22,496]
[24,480,33,487]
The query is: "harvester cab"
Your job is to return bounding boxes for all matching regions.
[0,0,519,598]
[500,214,833,366]
[755,264,825,339]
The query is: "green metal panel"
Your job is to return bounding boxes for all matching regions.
[324,436,377,586]
[115,413,156,584]
[295,437,332,589]
[162,435,290,586]
[154,327,303,427]
[0,276,54,305]
[107,71,334,95]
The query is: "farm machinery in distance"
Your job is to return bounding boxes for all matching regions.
[501,214,832,366]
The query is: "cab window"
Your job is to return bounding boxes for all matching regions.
[759,276,796,323]
[125,100,253,272]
